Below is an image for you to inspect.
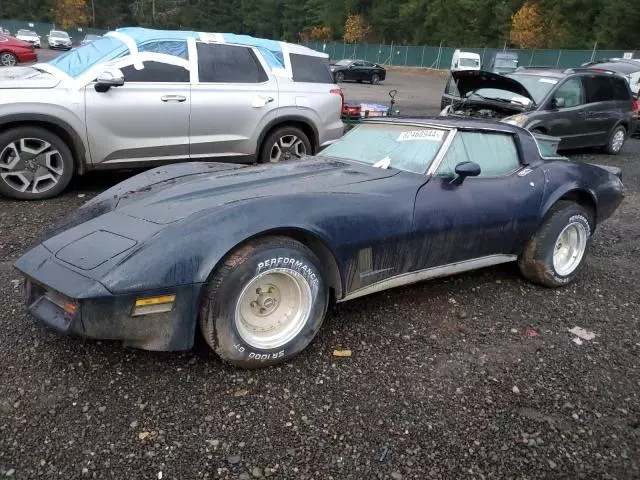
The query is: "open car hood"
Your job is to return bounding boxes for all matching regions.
[451,70,535,104]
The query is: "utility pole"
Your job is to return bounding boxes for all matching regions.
[91,0,95,27]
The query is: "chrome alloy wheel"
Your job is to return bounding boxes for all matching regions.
[0,52,17,66]
[611,129,625,153]
[235,269,312,350]
[0,138,64,194]
[553,221,588,276]
[269,134,307,163]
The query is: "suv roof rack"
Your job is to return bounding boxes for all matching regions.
[515,65,555,71]
[564,67,622,75]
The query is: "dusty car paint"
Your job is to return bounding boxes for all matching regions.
[14,118,624,351]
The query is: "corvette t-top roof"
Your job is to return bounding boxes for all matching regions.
[363,116,522,134]
[46,27,325,79]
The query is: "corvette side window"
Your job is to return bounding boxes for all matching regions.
[437,132,520,178]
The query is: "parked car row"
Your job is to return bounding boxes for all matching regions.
[0,27,102,55]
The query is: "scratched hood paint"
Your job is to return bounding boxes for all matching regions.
[79,157,400,225]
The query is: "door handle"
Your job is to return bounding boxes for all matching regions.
[251,95,275,108]
[161,95,186,102]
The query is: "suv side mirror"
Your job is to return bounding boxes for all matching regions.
[454,161,481,179]
[95,68,125,92]
[551,97,565,109]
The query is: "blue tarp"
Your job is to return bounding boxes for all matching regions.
[48,27,286,78]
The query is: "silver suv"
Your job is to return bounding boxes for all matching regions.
[0,28,344,199]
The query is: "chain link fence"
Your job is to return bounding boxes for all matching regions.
[304,42,638,70]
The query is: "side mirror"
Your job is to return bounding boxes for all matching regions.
[551,97,565,109]
[94,68,124,92]
[454,161,481,178]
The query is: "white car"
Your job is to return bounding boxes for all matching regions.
[451,49,481,72]
[48,30,72,50]
[15,29,41,48]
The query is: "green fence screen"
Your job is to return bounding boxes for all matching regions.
[305,41,634,70]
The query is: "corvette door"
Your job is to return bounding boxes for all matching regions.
[412,130,545,269]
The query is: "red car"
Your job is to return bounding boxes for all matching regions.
[0,34,37,66]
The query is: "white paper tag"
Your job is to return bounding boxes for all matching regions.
[397,129,445,142]
[539,78,558,84]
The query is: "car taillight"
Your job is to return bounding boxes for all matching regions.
[330,88,344,111]
[633,98,639,113]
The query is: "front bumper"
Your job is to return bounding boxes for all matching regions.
[16,244,202,351]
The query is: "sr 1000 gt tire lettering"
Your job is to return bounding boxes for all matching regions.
[199,236,328,368]
[518,201,593,287]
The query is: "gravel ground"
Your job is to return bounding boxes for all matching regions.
[1,71,639,480]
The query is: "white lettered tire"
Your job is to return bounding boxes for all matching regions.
[518,201,593,287]
[199,236,328,368]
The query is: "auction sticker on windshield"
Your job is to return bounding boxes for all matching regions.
[539,78,558,84]
[397,129,445,141]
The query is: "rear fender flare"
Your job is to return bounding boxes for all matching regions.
[540,184,598,226]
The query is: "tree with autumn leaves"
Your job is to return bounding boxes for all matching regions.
[53,0,89,29]
[1,0,639,49]
[510,1,565,49]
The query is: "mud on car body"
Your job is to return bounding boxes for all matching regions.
[14,117,624,368]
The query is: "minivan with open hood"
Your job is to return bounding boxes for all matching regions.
[440,67,637,154]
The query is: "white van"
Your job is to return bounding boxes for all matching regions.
[451,49,481,72]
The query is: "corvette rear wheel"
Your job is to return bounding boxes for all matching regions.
[518,201,593,287]
[199,236,328,368]
[0,127,74,200]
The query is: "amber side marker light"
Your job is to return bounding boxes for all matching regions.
[132,295,176,316]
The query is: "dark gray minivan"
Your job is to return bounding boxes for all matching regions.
[440,67,637,154]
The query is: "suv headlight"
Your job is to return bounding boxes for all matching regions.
[502,114,528,128]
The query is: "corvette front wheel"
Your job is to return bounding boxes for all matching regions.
[199,236,328,368]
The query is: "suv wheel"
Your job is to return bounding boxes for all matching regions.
[0,127,74,200]
[259,126,311,164]
[0,52,17,66]
[605,125,626,155]
[335,72,345,83]
[371,73,380,85]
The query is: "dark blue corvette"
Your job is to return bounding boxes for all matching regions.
[14,117,624,368]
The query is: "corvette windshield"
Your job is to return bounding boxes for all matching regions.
[318,124,449,174]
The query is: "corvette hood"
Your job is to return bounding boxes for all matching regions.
[0,67,61,89]
[64,157,400,226]
[451,70,535,103]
